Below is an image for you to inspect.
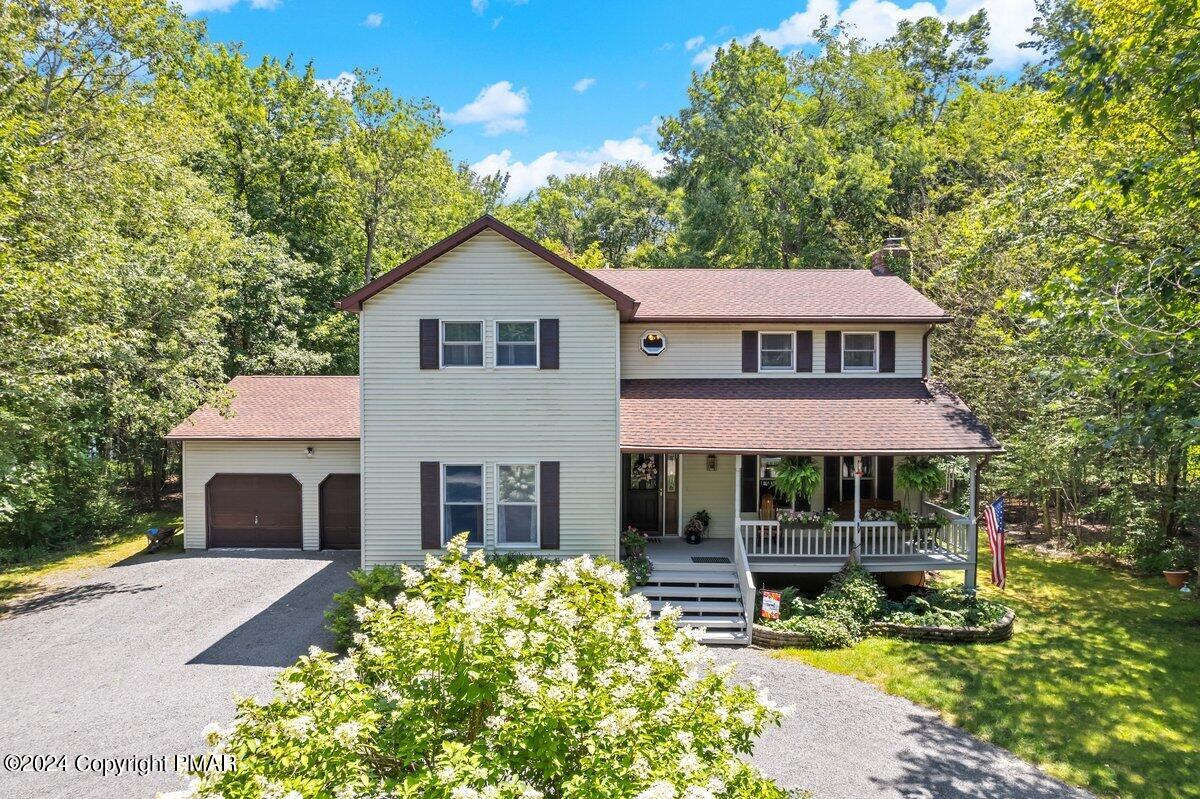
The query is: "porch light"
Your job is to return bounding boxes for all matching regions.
[707,454,717,471]
[640,330,666,356]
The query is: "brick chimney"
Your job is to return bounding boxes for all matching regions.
[868,236,911,279]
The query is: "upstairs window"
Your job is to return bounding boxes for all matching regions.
[442,322,483,367]
[759,332,795,371]
[842,332,878,372]
[443,464,483,544]
[496,463,538,545]
[496,321,538,367]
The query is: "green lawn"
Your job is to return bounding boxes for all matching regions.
[0,510,183,607]
[777,545,1200,798]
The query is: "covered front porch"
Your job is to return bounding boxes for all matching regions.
[620,377,1003,589]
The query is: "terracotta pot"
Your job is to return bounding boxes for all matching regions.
[1164,569,1191,588]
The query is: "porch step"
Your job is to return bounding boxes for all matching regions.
[650,560,734,572]
[635,585,741,600]
[677,616,746,629]
[698,630,751,645]
[648,599,744,615]
[644,570,740,585]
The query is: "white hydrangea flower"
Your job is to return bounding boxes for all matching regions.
[354,604,372,623]
[201,722,224,746]
[503,629,526,653]
[451,787,480,799]
[634,782,675,799]
[332,721,362,747]
[676,730,694,749]
[443,563,464,584]
[282,715,314,740]
[678,752,700,774]
[405,597,437,625]
[400,564,424,587]
[683,787,714,799]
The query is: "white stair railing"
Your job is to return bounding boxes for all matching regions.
[732,528,755,644]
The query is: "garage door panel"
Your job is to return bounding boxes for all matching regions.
[207,474,301,548]
[320,474,361,549]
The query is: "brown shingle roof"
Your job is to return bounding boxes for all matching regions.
[620,378,1000,454]
[166,376,359,440]
[594,268,950,322]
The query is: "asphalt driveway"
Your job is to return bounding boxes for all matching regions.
[0,548,357,799]
[0,550,1093,799]
[711,647,1095,799]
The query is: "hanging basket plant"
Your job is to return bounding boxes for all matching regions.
[896,457,945,496]
[770,456,821,506]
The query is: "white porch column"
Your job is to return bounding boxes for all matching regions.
[734,454,742,539]
[965,454,979,593]
[852,456,862,561]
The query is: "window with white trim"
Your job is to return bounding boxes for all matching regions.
[442,322,483,367]
[443,464,483,544]
[842,332,878,371]
[496,321,538,367]
[759,332,795,370]
[496,463,538,545]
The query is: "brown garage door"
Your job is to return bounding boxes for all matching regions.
[206,474,302,548]
[320,474,361,550]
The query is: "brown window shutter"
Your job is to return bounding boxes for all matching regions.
[741,331,758,372]
[740,455,759,514]
[823,456,839,509]
[796,330,813,372]
[539,318,559,369]
[540,461,560,549]
[880,330,896,373]
[877,456,894,500]
[420,461,441,548]
[419,319,439,370]
[825,331,842,373]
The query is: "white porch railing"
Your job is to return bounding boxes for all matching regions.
[732,527,756,644]
[738,518,970,560]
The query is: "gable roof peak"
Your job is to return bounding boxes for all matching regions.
[336,215,638,316]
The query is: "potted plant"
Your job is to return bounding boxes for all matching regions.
[896,456,945,510]
[1163,542,1195,588]
[620,526,648,560]
[769,457,821,509]
[777,509,826,532]
[684,509,711,544]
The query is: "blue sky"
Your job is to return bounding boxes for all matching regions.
[186,0,1038,197]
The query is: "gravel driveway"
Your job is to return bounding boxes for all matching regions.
[0,548,357,799]
[711,647,1096,799]
[0,550,1093,799]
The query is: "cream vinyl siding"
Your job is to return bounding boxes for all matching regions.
[621,323,927,379]
[680,453,736,538]
[360,230,620,566]
[181,440,360,550]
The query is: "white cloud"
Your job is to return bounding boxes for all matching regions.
[572,77,597,93]
[684,35,706,51]
[492,16,503,29]
[694,0,1036,70]
[444,81,530,136]
[471,0,488,13]
[362,12,383,27]
[316,71,356,100]
[473,137,668,199]
[249,0,280,8]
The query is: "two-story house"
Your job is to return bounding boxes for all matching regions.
[168,216,1000,643]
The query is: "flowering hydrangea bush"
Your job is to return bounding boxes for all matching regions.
[167,535,794,799]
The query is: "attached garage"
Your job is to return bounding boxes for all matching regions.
[206,474,302,548]
[319,474,361,549]
[167,376,361,552]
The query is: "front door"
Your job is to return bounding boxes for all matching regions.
[623,453,662,534]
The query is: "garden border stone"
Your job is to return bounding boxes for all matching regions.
[751,607,1015,647]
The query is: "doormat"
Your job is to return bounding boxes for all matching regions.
[692,556,732,564]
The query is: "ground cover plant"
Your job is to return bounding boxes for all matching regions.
[184,535,794,799]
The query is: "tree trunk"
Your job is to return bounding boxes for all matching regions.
[364,218,376,283]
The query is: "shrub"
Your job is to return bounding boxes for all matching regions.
[882,588,1007,629]
[178,535,792,799]
[326,565,406,650]
[624,553,653,586]
[761,562,884,648]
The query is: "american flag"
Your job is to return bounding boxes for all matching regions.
[982,495,1007,589]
